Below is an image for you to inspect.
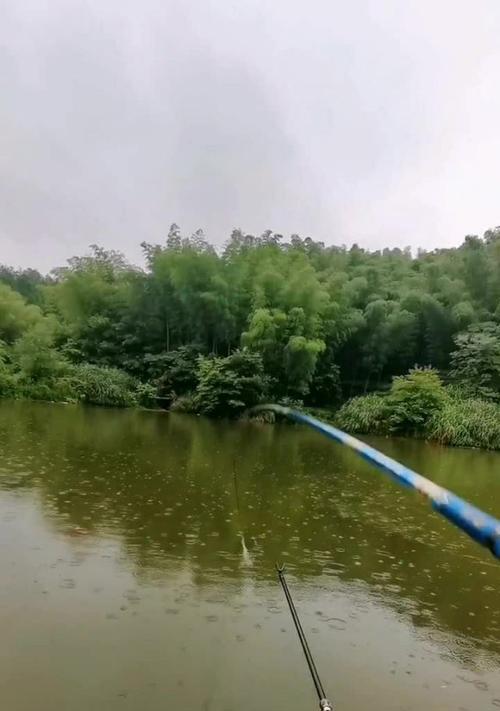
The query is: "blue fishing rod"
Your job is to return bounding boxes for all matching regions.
[260,404,500,711]
[254,404,500,559]
[253,404,500,559]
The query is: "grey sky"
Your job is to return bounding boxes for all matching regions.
[1,0,499,272]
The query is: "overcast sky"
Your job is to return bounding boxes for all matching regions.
[1,0,499,272]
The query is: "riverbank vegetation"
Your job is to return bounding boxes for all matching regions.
[336,369,500,450]
[1,225,499,448]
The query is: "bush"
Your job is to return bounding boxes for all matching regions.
[277,396,304,410]
[17,376,76,403]
[336,370,500,450]
[13,322,66,382]
[146,345,203,402]
[0,341,16,397]
[0,283,42,343]
[195,350,267,417]
[0,367,16,398]
[385,367,447,434]
[7,323,77,402]
[336,368,447,438]
[134,381,158,408]
[71,364,141,407]
[170,392,198,413]
[427,397,500,450]
[336,393,388,434]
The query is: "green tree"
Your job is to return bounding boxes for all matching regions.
[13,319,66,383]
[0,266,47,304]
[195,350,267,417]
[0,224,499,432]
[152,345,205,405]
[0,283,42,342]
[450,323,500,401]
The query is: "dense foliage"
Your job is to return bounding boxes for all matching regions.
[336,369,500,450]
[385,368,448,434]
[1,224,499,446]
[195,350,267,417]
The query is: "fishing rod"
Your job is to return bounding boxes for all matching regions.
[276,564,333,711]
[251,405,500,560]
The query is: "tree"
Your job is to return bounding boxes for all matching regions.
[1,224,500,426]
[0,283,43,342]
[284,335,325,396]
[44,246,139,367]
[152,345,204,405]
[195,350,267,417]
[13,319,66,383]
[450,323,500,401]
[461,235,490,307]
[0,266,47,304]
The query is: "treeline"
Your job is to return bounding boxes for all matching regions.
[0,225,499,445]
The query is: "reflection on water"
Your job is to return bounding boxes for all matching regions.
[0,401,499,711]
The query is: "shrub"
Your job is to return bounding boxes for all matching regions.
[134,381,158,407]
[427,398,500,450]
[71,364,140,407]
[0,367,16,398]
[443,383,470,401]
[385,367,447,435]
[277,396,304,410]
[8,323,78,402]
[146,345,204,401]
[336,371,500,450]
[12,318,70,381]
[0,341,16,397]
[336,393,388,434]
[336,369,448,438]
[170,392,198,413]
[0,283,42,343]
[17,377,76,403]
[195,350,267,417]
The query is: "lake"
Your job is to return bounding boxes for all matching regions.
[0,401,499,711]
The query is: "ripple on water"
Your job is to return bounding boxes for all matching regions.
[0,403,500,710]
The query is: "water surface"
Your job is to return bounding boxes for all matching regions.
[0,401,499,710]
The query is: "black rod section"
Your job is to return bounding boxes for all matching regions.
[276,565,333,710]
